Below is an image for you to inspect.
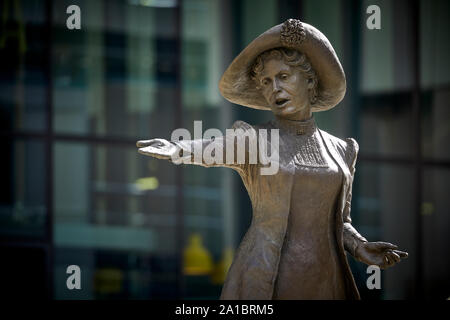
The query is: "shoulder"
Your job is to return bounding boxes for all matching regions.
[232,120,253,131]
[319,129,359,166]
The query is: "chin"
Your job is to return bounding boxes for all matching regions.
[274,104,300,116]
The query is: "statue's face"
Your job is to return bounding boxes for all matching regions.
[257,58,311,118]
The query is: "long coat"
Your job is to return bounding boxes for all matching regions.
[175,120,364,300]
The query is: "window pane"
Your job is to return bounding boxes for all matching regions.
[422,168,450,299]
[0,139,46,238]
[361,0,415,93]
[353,162,415,299]
[53,141,178,298]
[0,0,48,132]
[52,0,178,139]
[420,0,450,89]
[421,88,450,161]
[358,93,415,157]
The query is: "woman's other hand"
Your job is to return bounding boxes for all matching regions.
[355,241,408,269]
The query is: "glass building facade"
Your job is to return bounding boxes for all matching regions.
[0,0,449,299]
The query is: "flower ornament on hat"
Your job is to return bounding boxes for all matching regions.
[219,19,346,112]
[280,18,306,46]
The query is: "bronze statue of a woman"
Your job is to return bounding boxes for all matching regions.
[136,19,407,300]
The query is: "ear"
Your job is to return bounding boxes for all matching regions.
[307,78,315,89]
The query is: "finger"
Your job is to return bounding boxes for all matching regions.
[393,250,408,258]
[386,251,401,263]
[138,147,170,159]
[139,139,172,151]
[137,147,154,156]
[380,255,390,269]
[383,254,396,269]
[136,140,153,147]
[373,242,398,251]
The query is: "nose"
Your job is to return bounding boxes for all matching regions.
[272,79,281,93]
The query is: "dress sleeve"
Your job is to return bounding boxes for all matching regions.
[171,120,256,172]
[342,138,368,257]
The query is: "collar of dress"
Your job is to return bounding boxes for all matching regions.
[274,116,317,136]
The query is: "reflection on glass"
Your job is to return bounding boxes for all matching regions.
[0,139,46,237]
[52,0,178,138]
[53,141,178,298]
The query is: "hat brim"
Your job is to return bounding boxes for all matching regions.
[219,20,346,112]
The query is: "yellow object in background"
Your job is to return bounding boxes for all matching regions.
[94,268,124,295]
[211,247,234,285]
[183,233,213,276]
[135,177,159,191]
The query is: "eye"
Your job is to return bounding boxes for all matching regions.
[261,79,270,86]
[280,73,289,80]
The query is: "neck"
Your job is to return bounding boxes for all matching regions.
[274,115,317,136]
[279,107,312,121]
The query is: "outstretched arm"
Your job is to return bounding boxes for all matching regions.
[136,120,257,171]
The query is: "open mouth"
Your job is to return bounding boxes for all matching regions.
[275,98,289,107]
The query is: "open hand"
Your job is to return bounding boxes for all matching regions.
[136,138,180,160]
[355,241,408,269]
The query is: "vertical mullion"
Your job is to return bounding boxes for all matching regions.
[44,0,54,299]
[348,0,362,139]
[174,0,185,299]
[412,0,423,298]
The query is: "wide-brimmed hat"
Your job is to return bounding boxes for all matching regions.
[219,19,346,112]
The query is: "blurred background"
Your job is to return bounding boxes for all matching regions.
[0,0,449,300]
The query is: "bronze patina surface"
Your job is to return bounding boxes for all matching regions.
[137,19,408,300]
